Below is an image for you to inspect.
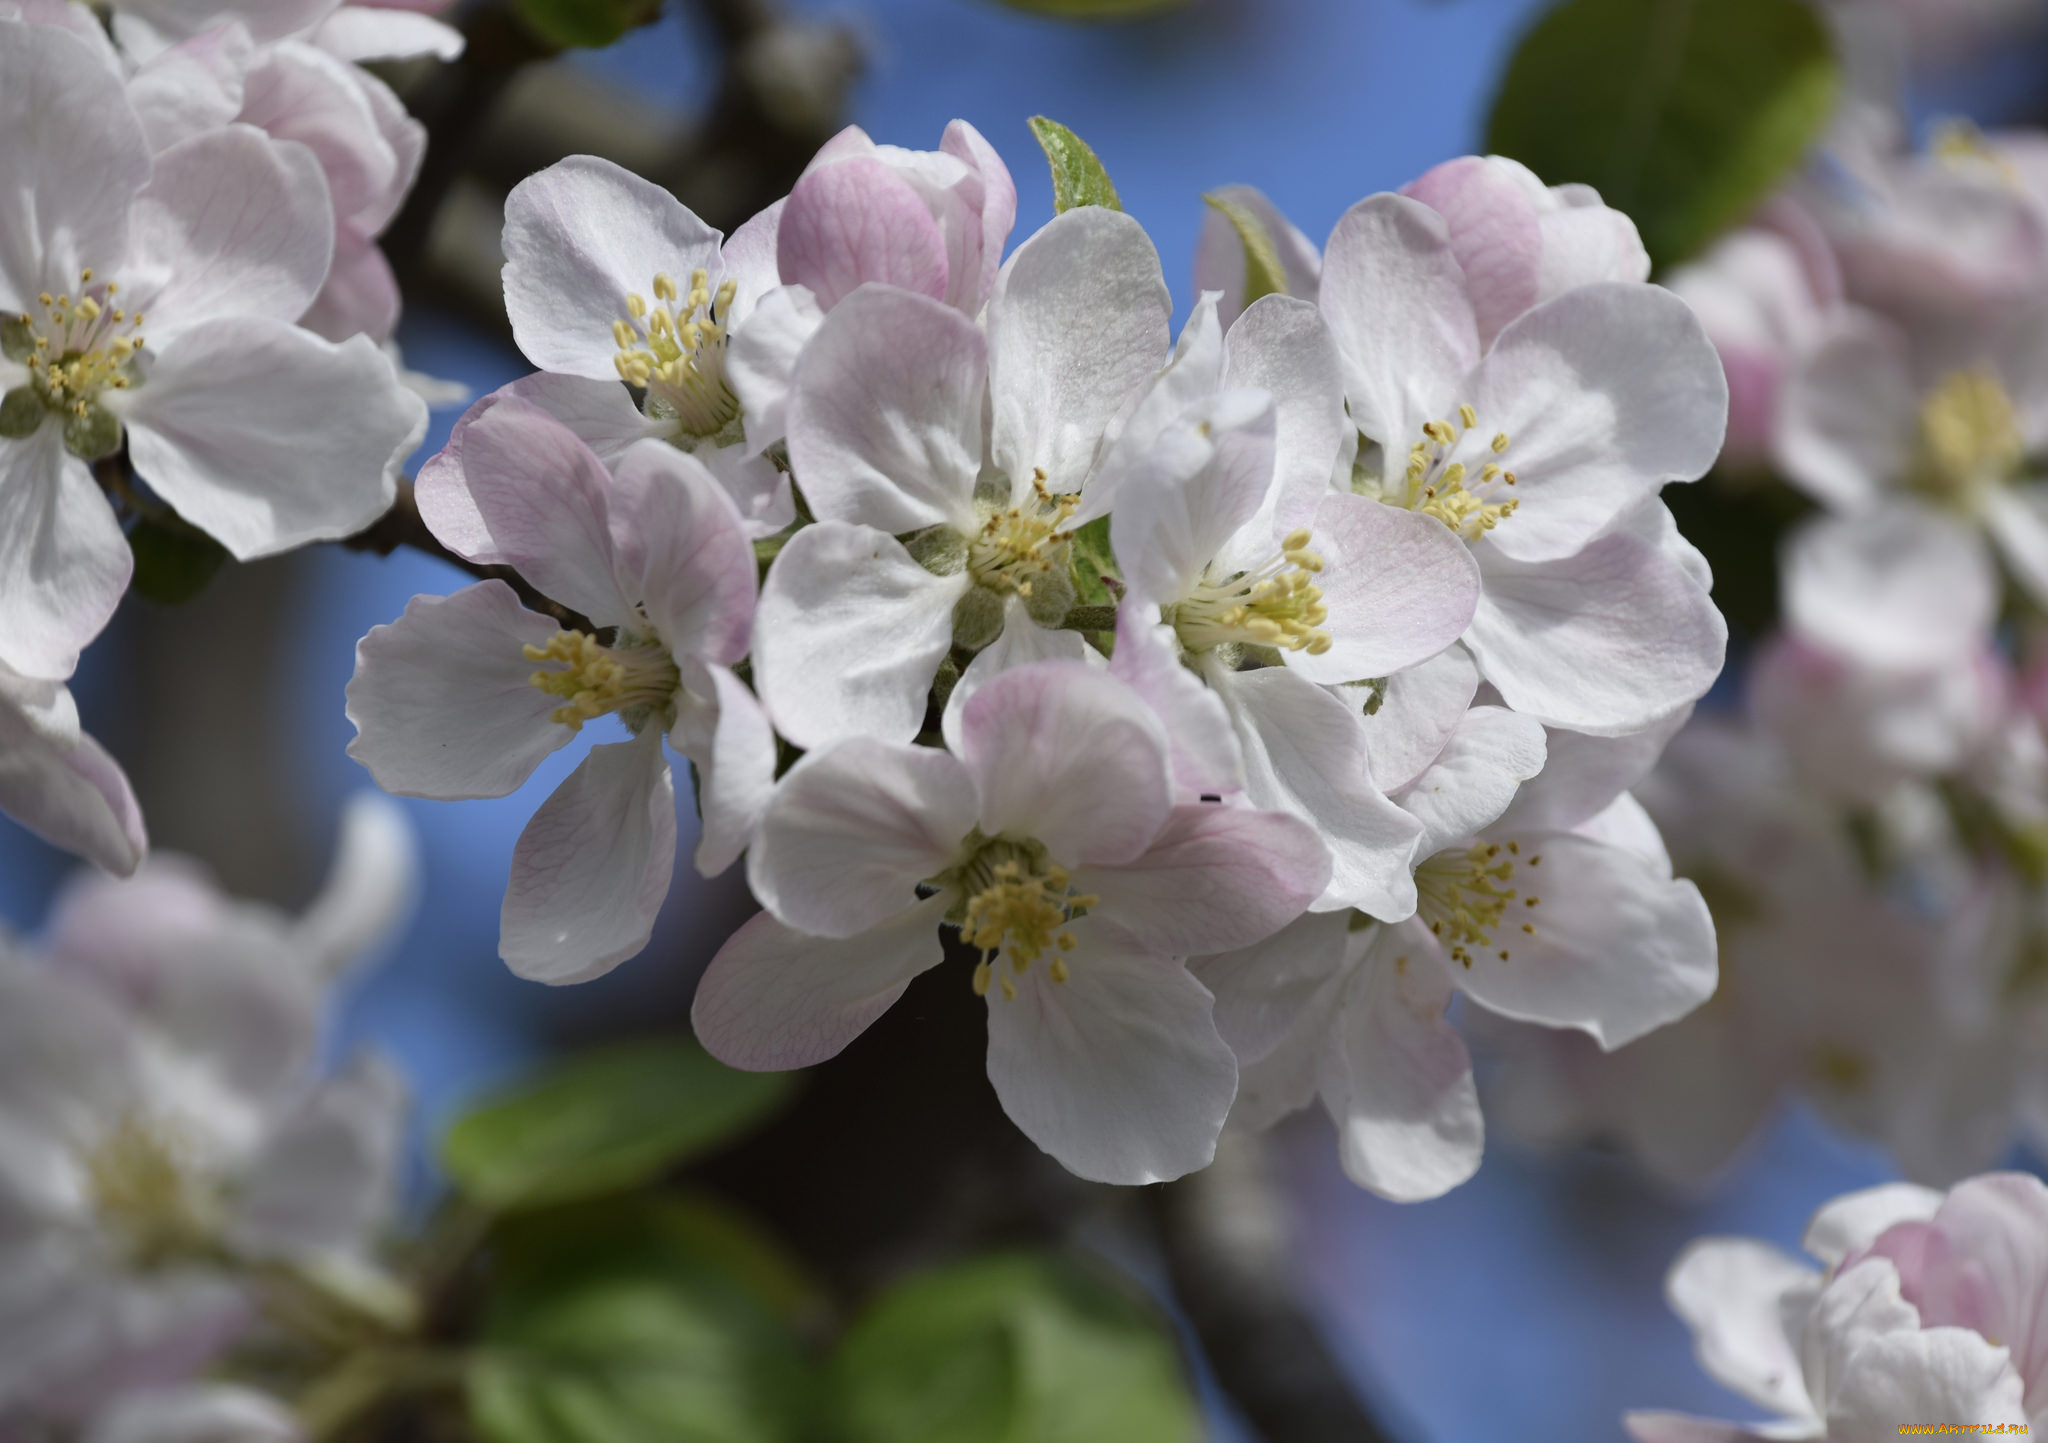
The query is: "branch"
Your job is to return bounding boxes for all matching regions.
[341,480,597,634]
[1152,1129,1404,1443]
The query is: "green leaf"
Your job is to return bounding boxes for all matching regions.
[128,516,228,605]
[1067,515,1120,609]
[1028,118,1121,214]
[512,0,658,48]
[1202,193,1288,307]
[441,1038,794,1212]
[469,1195,815,1443]
[1484,0,1839,268]
[828,1252,1198,1443]
[994,0,1188,16]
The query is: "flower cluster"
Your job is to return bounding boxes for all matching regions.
[0,1,450,875]
[348,134,1733,1188]
[0,796,416,1442]
[1631,1171,2048,1438]
[1478,98,2048,1190]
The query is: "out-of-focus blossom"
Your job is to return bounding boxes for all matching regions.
[0,20,424,681]
[0,797,413,1426]
[349,401,775,984]
[80,1383,302,1443]
[749,206,1171,750]
[1627,1173,2048,1439]
[1322,191,1728,734]
[0,664,145,877]
[1199,707,1717,1200]
[693,661,1329,1185]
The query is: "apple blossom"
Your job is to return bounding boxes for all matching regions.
[0,663,146,876]
[1320,191,1729,734]
[0,797,412,1425]
[349,400,776,984]
[1627,1173,2048,1440]
[692,660,1330,1185]
[0,19,424,680]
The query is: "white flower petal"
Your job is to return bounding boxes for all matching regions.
[1354,645,1479,794]
[1773,312,1916,511]
[691,897,949,1071]
[230,1053,404,1258]
[984,920,1236,1185]
[1783,505,1998,672]
[0,425,128,680]
[725,283,822,455]
[608,441,756,666]
[1192,184,1322,327]
[1496,706,1692,835]
[1110,389,1275,603]
[0,685,144,876]
[1105,606,1243,797]
[1826,1328,2028,1438]
[1221,294,1348,541]
[750,521,966,751]
[1193,907,1352,1067]
[313,6,465,61]
[749,736,975,939]
[1285,493,1481,686]
[1396,704,1548,856]
[940,600,1097,754]
[1666,1237,1823,1421]
[501,733,676,984]
[671,660,776,878]
[502,155,724,379]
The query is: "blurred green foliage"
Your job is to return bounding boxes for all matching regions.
[1029,117,1123,214]
[128,514,227,605]
[513,0,662,49]
[1486,0,1839,269]
[441,1038,794,1211]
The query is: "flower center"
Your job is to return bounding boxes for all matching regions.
[1414,840,1541,967]
[525,629,681,734]
[966,472,1079,600]
[1170,526,1333,655]
[0,270,144,459]
[86,1111,215,1269]
[1398,405,1518,542]
[612,269,742,441]
[939,836,1097,1001]
[1915,366,2022,511]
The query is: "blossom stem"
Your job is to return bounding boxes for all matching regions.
[1058,604,1120,632]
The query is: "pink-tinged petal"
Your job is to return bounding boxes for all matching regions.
[785,284,984,533]
[1106,607,1243,798]
[1354,646,1479,794]
[230,1053,405,1257]
[117,322,420,560]
[940,600,1098,754]
[1802,1183,1944,1268]
[1773,312,1916,511]
[691,897,949,1072]
[1110,389,1275,603]
[502,156,724,380]
[670,660,775,878]
[501,734,676,984]
[116,0,334,45]
[1192,184,1322,328]
[233,43,394,233]
[0,694,145,876]
[1537,181,1651,296]
[415,374,665,565]
[1396,705,1548,856]
[750,521,966,750]
[345,581,570,800]
[1287,493,1480,686]
[1401,155,1544,349]
[941,119,1017,310]
[778,155,950,312]
[1471,283,1729,565]
[122,124,335,340]
[1496,707,1692,835]
[1078,803,1327,957]
[0,425,129,680]
[694,439,793,539]
[0,23,149,310]
[1193,908,1351,1066]
[1318,193,1479,450]
[1220,294,1347,542]
[1783,506,1997,673]
[1666,1237,1822,1421]
[1826,1326,2027,1435]
[300,237,400,344]
[125,25,253,153]
[718,197,784,323]
[451,396,625,625]
[748,736,976,939]
[608,443,756,665]
[957,661,1175,867]
[1463,529,1726,736]
[1444,830,1717,1049]
[1211,664,1424,920]
[725,283,822,455]
[1319,922,1482,1201]
[988,206,1172,494]
[984,919,1236,1185]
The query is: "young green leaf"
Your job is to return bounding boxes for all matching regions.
[1027,117,1122,214]
[1201,192,1289,308]
[1067,515,1121,609]
[441,1038,795,1212]
[1485,0,1839,269]
[828,1252,1199,1443]
[513,0,658,49]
